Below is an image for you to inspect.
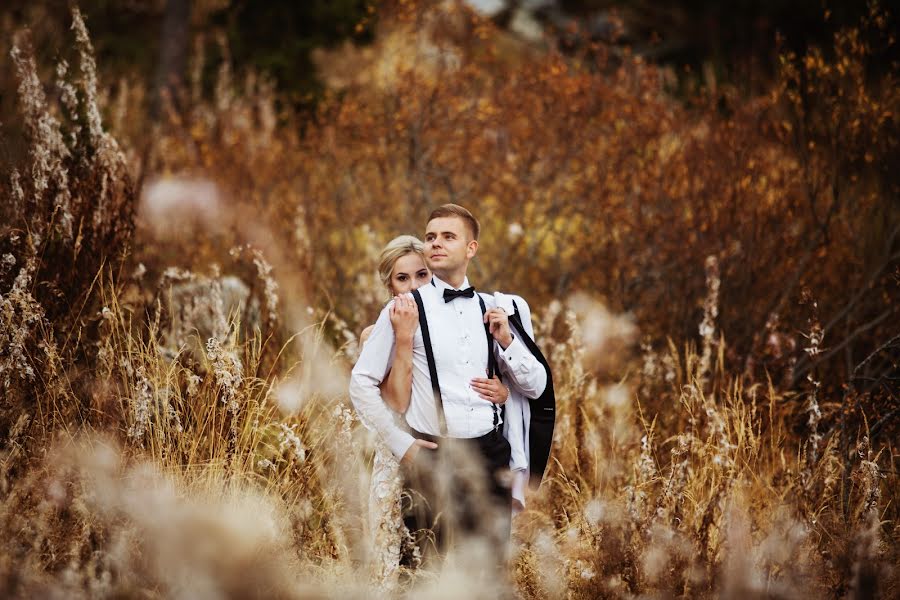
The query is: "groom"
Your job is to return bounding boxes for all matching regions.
[349,204,548,555]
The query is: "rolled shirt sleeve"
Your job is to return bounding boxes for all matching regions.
[504,390,528,472]
[349,303,416,460]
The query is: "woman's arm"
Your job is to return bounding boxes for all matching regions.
[350,304,415,460]
[380,295,418,413]
[360,320,412,413]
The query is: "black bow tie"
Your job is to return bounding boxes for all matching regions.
[443,286,475,303]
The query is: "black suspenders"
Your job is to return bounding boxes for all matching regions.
[411,289,447,435]
[478,294,502,431]
[410,288,500,437]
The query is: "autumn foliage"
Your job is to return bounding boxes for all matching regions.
[0,1,897,598]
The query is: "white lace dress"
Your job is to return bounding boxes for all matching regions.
[369,439,403,591]
[360,325,405,592]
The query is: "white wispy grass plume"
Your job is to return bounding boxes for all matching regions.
[53,438,327,599]
[566,292,638,372]
[140,177,223,237]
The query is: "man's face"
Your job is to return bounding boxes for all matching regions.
[424,216,477,275]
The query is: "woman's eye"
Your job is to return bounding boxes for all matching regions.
[397,276,407,281]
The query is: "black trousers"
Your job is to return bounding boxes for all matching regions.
[401,427,512,565]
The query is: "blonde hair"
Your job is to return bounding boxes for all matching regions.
[378,235,426,291]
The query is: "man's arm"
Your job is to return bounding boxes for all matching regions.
[349,303,416,459]
[494,326,547,400]
[484,293,547,398]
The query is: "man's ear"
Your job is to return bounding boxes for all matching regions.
[466,239,479,259]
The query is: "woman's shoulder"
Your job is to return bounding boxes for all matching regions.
[359,324,375,346]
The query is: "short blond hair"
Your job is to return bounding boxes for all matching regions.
[427,203,480,241]
[378,235,425,291]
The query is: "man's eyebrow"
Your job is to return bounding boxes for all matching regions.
[425,229,461,238]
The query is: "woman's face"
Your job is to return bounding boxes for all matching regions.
[390,253,431,295]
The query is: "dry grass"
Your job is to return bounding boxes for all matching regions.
[1,2,897,598]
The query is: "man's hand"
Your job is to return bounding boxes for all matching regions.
[470,375,509,404]
[400,438,438,466]
[484,307,513,348]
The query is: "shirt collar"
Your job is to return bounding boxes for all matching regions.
[431,274,471,293]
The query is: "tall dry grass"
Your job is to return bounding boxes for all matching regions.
[1,2,897,598]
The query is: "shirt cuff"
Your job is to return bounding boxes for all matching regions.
[511,468,529,511]
[509,445,528,472]
[387,429,416,461]
[498,334,530,369]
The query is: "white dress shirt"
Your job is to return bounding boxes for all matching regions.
[349,276,547,464]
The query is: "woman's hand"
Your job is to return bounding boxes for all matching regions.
[389,294,418,342]
[401,438,439,466]
[382,295,417,413]
[470,375,509,404]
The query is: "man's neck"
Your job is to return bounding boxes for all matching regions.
[433,270,467,289]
